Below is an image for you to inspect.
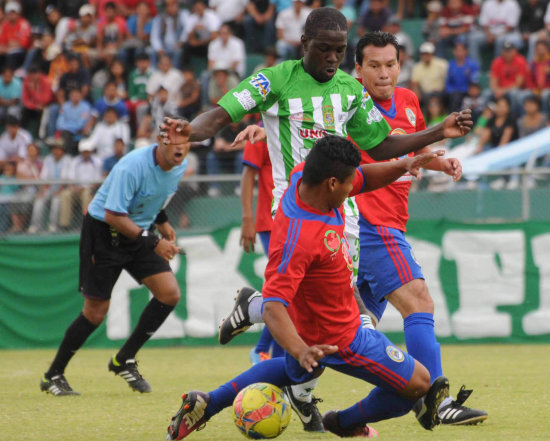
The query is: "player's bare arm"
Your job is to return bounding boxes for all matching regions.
[160,107,233,145]
[263,301,338,372]
[417,146,463,182]
[104,212,181,261]
[361,149,445,191]
[368,109,472,161]
[232,125,267,149]
[156,221,177,242]
[240,166,257,253]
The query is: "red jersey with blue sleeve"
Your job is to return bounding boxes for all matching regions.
[242,140,274,233]
[262,163,366,349]
[354,86,426,232]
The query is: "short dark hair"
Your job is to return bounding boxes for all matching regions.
[5,115,20,126]
[105,2,117,10]
[304,7,348,39]
[356,31,400,66]
[303,135,360,185]
[524,94,541,108]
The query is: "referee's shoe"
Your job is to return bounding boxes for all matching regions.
[218,287,261,345]
[108,357,152,393]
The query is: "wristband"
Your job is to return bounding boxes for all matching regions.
[154,209,168,224]
[138,229,160,249]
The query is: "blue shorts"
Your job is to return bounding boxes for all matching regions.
[258,231,271,256]
[357,217,424,321]
[284,325,415,392]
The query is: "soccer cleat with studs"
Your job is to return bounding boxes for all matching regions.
[218,287,261,345]
[439,385,488,425]
[414,375,450,430]
[322,411,379,438]
[166,391,210,440]
[40,374,80,396]
[283,386,325,432]
[108,357,152,393]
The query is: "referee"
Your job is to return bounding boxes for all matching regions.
[40,136,189,396]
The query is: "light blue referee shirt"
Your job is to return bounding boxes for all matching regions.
[88,144,188,229]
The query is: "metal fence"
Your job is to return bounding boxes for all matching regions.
[1,169,550,237]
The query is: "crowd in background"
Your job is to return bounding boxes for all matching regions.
[1,0,550,233]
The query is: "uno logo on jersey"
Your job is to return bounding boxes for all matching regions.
[323,105,335,129]
[390,128,407,135]
[405,108,416,127]
[299,128,328,139]
[233,90,256,111]
[324,230,341,253]
[386,345,405,363]
[249,73,271,101]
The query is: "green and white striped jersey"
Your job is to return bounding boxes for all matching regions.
[218,59,391,209]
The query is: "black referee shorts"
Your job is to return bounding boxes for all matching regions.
[79,213,172,300]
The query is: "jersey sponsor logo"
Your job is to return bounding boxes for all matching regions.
[390,128,407,135]
[299,128,328,139]
[324,230,341,253]
[406,108,416,126]
[361,88,372,109]
[365,107,383,125]
[290,112,313,122]
[386,345,405,363]
[249,73,271,101]
[323,105,335,129]
[233,90,256,111]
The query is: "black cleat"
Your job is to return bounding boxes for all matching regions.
[283,386,325,432]
[166,391,210,440]
[414,375,450,430]
[439,385,488,425]
[218,287,261,345]
[322,411,378,438]
[108,357,152,393]
[40,374,80,396]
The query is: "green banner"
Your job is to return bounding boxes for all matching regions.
[1,221,549,349]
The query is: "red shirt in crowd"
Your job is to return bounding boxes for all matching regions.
[439,4,476,33]
[527,58,550,91]
[22,74,54,110]
[490,54,528,89]
[0,17,32,50]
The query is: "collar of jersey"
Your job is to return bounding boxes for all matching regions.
[281,171,344,225]
[373,94,396,119]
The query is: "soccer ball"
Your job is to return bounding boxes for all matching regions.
[233,383,291,439]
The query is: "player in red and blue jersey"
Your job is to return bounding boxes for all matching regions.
[353,32,488,426]
[166,136,450,440]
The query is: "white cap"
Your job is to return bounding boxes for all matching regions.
[419,41,435,54]
[5,1,21,13]
[79,4,95,16]
[212,60,231,72]
[78,138,95,152]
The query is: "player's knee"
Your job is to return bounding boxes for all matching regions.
[402,360,430,400]
[82,303,109,325]
[155,284,180,306]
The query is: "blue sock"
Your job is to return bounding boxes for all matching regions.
[255,326,274,353]
[403,312,443,382]
[271,341,285,358]
[206,358,291,418]
[338,386,413,426]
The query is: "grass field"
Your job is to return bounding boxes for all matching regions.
[2,344,549,441]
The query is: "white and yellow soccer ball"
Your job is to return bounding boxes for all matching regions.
[233,383,291,439]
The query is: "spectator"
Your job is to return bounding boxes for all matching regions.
[207,62,240,107]
[275,0,311,60]
[517,94,547,138]
[97,1,128,62]
[426,95,447,127]
[101,137,126,176]
[445,41,480,111]
[357,0,392,35]
[0,115,32,165]
[127,52,153,130]
[411,41,449,106]
[21,66,54,137]
[488,40,528,114]
[384,16,414,58]
[21,30,58,75]
[178,66,201,120]
[209,0,248,37]
[58,53,91,99]
[91,57,127,99]
[45,0,89,19]
[422,1,442,51]
[150,0,188,68]
[125,0,154,54]
[437,0,476,57]
[206,121,246,197]
[181,0,221,65]
[58,138,102,230]
[520,0,548,61]
[91,81,129,128]
[11,143,42,232]
[118,0,157,17]
[45,5,75,47]
[397,45,414,88]
[207,24,246,78]
[252,46,278,73]
[146,54,184,104]
[56,87,92,154]
[47,45,69,92]
[0,1,32,68]
[0,67,22,123]
[86,106,131,160]
[0,161,19,232]
[527,39,550,112]
[63,4,98,68]
[137,84,178,142]
[475,95,517,154]
[461,82,485,123]
[468,0,522,64]
[244,0,276,53]
[28,138,72,233]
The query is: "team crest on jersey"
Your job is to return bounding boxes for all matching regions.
[405,108,416,127]
[249,73,271,101]
[233,90,256,111]
[390,128,407,135]
[386,345,405,363]
[323,105,335,129]
[324,230,341,253]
